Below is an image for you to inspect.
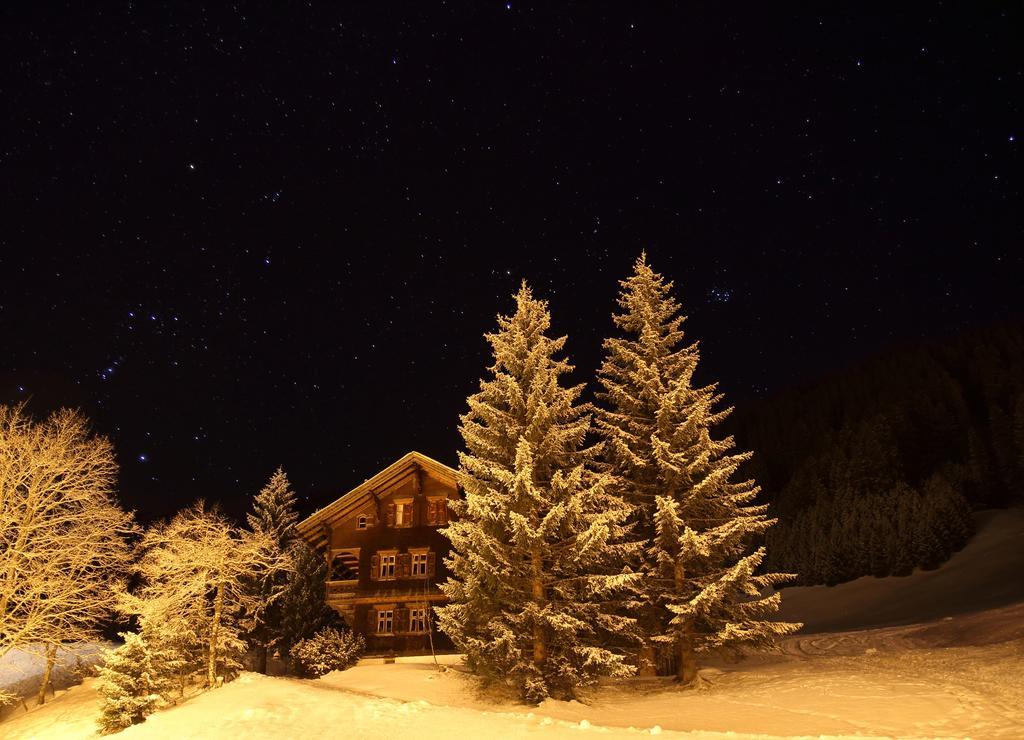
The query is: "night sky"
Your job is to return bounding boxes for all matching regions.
[2,4,1021,524]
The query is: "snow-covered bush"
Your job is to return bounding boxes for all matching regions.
[73,653,101,679]
[290,628,364,678]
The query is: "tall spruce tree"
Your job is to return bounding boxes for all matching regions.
[436,283,640,702]
[244,467,299,673]
[595,255,799,683]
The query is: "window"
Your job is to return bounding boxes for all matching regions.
[379,553,396,579]
[357,516,367,529]
[391,500,413,527]
[377,609,394,634]
[371,551,399,582]
[385,501,413,528]
[411,551,428,576]
[409,607,427,633]
[426,498,448,526]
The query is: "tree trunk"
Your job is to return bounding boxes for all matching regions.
[255,645,268,675]
[676,620,697,684]
[530,549,546,668]
[425,579,439,671]
[673,558,698,684]
[35,643,57,706]
[208,581,224,688]
[637,643,658,677]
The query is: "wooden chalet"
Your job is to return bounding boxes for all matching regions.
[295,451,458,655]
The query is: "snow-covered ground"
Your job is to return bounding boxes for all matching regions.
[3,508,1022,739]
[4,612,1023,740]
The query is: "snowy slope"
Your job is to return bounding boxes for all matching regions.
[777,507,1024,633]
[3,509,1021,739]
[5,605,1023,740]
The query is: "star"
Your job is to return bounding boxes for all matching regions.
[708,287,733,303]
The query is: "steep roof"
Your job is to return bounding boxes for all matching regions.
[295,450,457,545]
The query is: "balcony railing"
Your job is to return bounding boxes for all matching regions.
[327,580,358,598]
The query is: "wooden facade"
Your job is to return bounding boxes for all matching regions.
[295,451,458,656]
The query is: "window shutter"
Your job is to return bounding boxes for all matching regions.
[426,499,437,525]
[398,553,411,579]
[395,607,409,633]
[386,504,396,527]
[427,551,437,576]
[368,608,378,632]
[440,498,449,524]
[370,554,380,581]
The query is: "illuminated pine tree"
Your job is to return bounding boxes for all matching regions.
[247,467,299,550]
[244,467,299,673]
[436,283,640,702]
[96,630,174,733]
[596,255,799,683]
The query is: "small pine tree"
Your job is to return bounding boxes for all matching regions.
[245,467,300,673]
[96,632,165,734]
[595,255,800,682]
[140,615,200,702]
[437,283,641,702]
[922,471,974,556]
[909,488,948,569]
[278,541,347,671]
[890,488,917,576]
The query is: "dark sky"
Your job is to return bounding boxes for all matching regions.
[1,3,1021,524]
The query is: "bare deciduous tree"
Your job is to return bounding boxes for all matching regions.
[123,502,288,688]
[0,404,136,704]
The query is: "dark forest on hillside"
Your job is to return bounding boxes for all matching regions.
[731,322,1024,586]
